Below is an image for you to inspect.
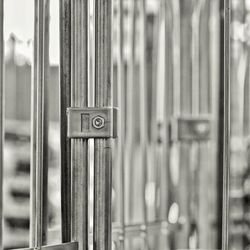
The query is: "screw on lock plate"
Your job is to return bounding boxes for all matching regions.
[67,107,117,139]
[92,116,105,129]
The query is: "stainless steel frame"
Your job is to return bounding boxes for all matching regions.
[30,0,50,247]
[93,1,113,249]
[0,0,231,249]
[222,0,230,249]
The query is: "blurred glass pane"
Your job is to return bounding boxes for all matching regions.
[3,0,60,248]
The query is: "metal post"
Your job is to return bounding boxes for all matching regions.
[189,1,203,248]
[217,1,226,247]
[30,0,38,245]
[0,0,4,249]
[176,0,192,248]
[125,0,136,226]
[196,1,217,247]
[117,0,125,248]
[93,0,112,249]
[222,0,230,249]
[139,0,148,248]
[60,0,72,242]
[60,0,89,248]
[162,0,174,248]
[170,0,181,248]
[30,0,50,247]
[70,1,89,250]
[209,0,220,246]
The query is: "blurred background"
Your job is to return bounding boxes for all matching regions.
[3,0,60,248]
[3,0,250,250]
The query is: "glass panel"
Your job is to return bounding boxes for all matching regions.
[229,1,250,249]
[112,0,222,249]
[3,0,61,247]
[4,1,34,248]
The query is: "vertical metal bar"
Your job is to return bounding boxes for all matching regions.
[117,0,125,248]
[30,0,38,245]
[70,1,89,250]
[197,1,216,247]
[148,6,161,231]
[170,0,181,249]
[36,2,44,243]
[216,0,224,246]
[148,7,162,249]
[93,0,112,249]
[0,0,4,248]
[125,0,136,225]
[42,1,50,244]
[139,0,148,248]
[176,0,192,248]
[60,0,72,242]
[172,0,181,116]
[191,1,202,115]
[210,0,220,246]
[162,0,174,248]
[189,1,203,248]
[222,0,230,249]
[30,0,50,247]
[36,0,49,245]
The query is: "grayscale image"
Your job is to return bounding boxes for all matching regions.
[0,0,242,250]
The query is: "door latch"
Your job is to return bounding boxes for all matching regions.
[67,107,117,139]
[170,116,212,142]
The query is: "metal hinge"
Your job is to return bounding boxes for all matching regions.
[67,107,117,139]
[13,242,78,250]
[170,116,212,142]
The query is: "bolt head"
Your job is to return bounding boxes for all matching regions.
[194,122,209,135]
[92,116,105,129]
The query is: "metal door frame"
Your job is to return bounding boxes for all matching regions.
[0,0,230,250]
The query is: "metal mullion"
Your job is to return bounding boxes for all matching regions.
[30,0,50,247]
[30,0,38,245]
[146,8,160,230]
[191,1,202,116]
[172,0,181,117]
[169,0,181,249]
[222,0,230,249]
[162,0,173,215]
[148,6,163,249]
[0,0,3,248]
[117,0,125,248]
[60,0,72,242]
[216,0,226,248]
[93,0,112,249]
[70,1,89,250]
[209,0,220,247]
[42,1,50,243]
[197,1,216,248]
[36,1,45,243]
[138,0,149,248]
[176,0,193,248]
[125,0,136,226]
[189,1,203,248]
[151,10,161,222]
[161,0,175,248]
[36,0,49,246]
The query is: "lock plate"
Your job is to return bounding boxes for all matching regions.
[67,107,117,139]
[170,116,212,142]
